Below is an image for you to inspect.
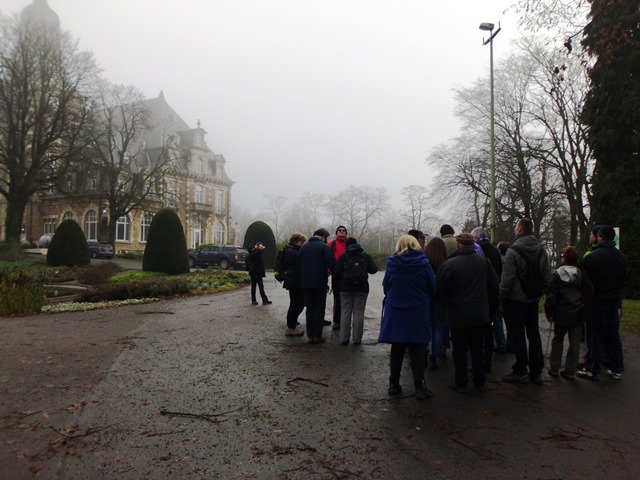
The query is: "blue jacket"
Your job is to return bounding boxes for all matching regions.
[297,237,336,289]
[378,250,435,344]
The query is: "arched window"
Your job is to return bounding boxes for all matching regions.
[116,215,130,242]
[195,185,204,204]
[214,222,225,245]
[216,190,224,213]
[140,213,153,242]
[192,219,203,248]
[84,210,98,240]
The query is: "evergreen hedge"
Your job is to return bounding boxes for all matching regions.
[142,209,190,275]
[46,219,90,267]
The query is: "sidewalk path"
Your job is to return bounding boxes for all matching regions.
[1,275,639,479]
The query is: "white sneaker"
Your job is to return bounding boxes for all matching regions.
[285,328,304,337]
[606,369,622,380]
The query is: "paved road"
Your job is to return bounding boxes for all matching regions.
[1,274,639,479]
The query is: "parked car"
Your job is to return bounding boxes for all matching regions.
[87,241,114,259]
[188,245,249,270]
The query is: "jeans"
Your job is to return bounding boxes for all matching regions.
[549,323,583,374]
[339,291,368,343]
[286,288,305,329]
[586,300,624,375]
[451,325,486,388]
[503,300,544,376]
[303,288,328,339]
[250,274,268,303]
[389,343,426,385]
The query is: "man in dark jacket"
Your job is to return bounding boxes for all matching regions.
[282,233,307,337]
[499,218,553,385]
[578,225,628,380]
[298,228,336,344]
[436,233,498,393]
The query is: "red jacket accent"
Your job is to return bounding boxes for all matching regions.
[328,237,348,260]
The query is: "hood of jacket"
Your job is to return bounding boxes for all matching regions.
[386,250,429,274]
[512,234,541,255]
[346,243,364,253]
[556,265,580,285]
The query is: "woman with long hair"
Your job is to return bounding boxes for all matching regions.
[379,235,435,399]
[424,236,450,370]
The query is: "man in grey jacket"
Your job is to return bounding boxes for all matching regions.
[499,218,553,384]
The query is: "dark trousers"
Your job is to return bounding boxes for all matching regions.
[451,325,486,388]
[483,322,493,368]
[286,287,305,329]
[332,276,342,324]
[503,299,544,376]
[303,288,328,339]
[250,274,268,303]
[586,300,624,375]
[389,343,426,385]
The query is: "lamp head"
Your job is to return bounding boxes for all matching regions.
[479,22,494,31]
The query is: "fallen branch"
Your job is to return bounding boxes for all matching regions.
[159,406,243,423]
[286,377,329,387]
[49,425,111,439]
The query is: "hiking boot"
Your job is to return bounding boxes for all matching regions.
[415,381,434,400]
[263,300,272,305]
[388,382,403,396]
[606,369,622,380]
[502,372,530,384]
[576,368,598,380]
[548,367,560,377]
[285,328,304,337]
[251,301,259,305]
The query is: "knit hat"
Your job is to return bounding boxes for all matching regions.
[346,237,358,246]
[440,224,454,236]
[336,225,348,234]
[599,225,616,241]
[455,232,475,246]
[313,228,330,238]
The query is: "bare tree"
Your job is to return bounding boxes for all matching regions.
[0,14,96,255]
[399,185,430,230]
[260,194,288,242]
[326,186,389,240]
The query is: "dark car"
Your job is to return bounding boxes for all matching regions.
[87,241,114,259]
[188,245,249,270]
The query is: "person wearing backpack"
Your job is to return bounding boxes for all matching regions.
[499,218,552,385]
[327,226,349,330]
[333,238,378,345]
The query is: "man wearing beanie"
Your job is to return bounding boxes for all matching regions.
[579,225,628,380]
[327,226,349,330]
[440,224,457,258]
[298,228,335,344]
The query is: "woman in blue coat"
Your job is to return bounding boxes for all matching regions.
[379,235,435,399]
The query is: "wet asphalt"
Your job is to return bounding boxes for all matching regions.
[1,271,640,479]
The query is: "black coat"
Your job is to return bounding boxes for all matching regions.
[282,242,302,290]
[581,242,628,300]
[247,249,266,277]
[333,247,378,293]
[297,237,335,289]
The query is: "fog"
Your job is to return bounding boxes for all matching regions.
[3,0,520,215]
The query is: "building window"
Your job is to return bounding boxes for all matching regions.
[192,219,203,248]
[168,181,177,207]
[116,215,130,242]
[43,218,57,235]
[216,190,224,213]
[195,157,203,173]
[84,210,98,241]
[195,185,204,204]
[140,213,153,242]
[214,222,225,244]
[63,211,74,221]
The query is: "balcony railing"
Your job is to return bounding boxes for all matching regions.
[189,202,214,214]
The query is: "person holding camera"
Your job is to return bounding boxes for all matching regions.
[247,242,272,306]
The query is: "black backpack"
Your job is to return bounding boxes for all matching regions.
[343,253,368,287]
[510,245,546,299]
[273,247,286,283]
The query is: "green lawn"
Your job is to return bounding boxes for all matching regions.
[622,299,640,336]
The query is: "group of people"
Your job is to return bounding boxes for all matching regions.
[248,217,628,399]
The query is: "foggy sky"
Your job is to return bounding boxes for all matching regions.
[2,0,520,214]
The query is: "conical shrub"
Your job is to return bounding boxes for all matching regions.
[46,219,90,267]
[142,208,190,275]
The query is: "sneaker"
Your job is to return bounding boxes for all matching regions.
[548,367,560,377]
[449,384,468,393]
[576,368,598,380]
[560,370,576,380]
[502,372,530,384]
[530,374,543,385]
[285,328,304,337]
[388,382,403,396]
[415,382,434,400]
[262,300,272,305]
[606,370,622,380]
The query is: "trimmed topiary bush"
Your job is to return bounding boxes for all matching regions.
[142,208,190,275]
[46,219,90,267]
[243,221,277,269]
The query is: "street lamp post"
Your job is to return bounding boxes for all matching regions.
[480,21,501,243]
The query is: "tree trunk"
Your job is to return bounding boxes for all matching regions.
[3,195,28,260]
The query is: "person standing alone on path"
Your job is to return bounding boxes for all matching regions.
[379,235,435,399]
[247,242,272,305]
[578,226,628,380]
[500,218,552,385]
[298,229,335,344]
[328,226,349,330]
[282,233,307,337]
[333,238,378,345]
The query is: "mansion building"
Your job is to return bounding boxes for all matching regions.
[1,92,235,252]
